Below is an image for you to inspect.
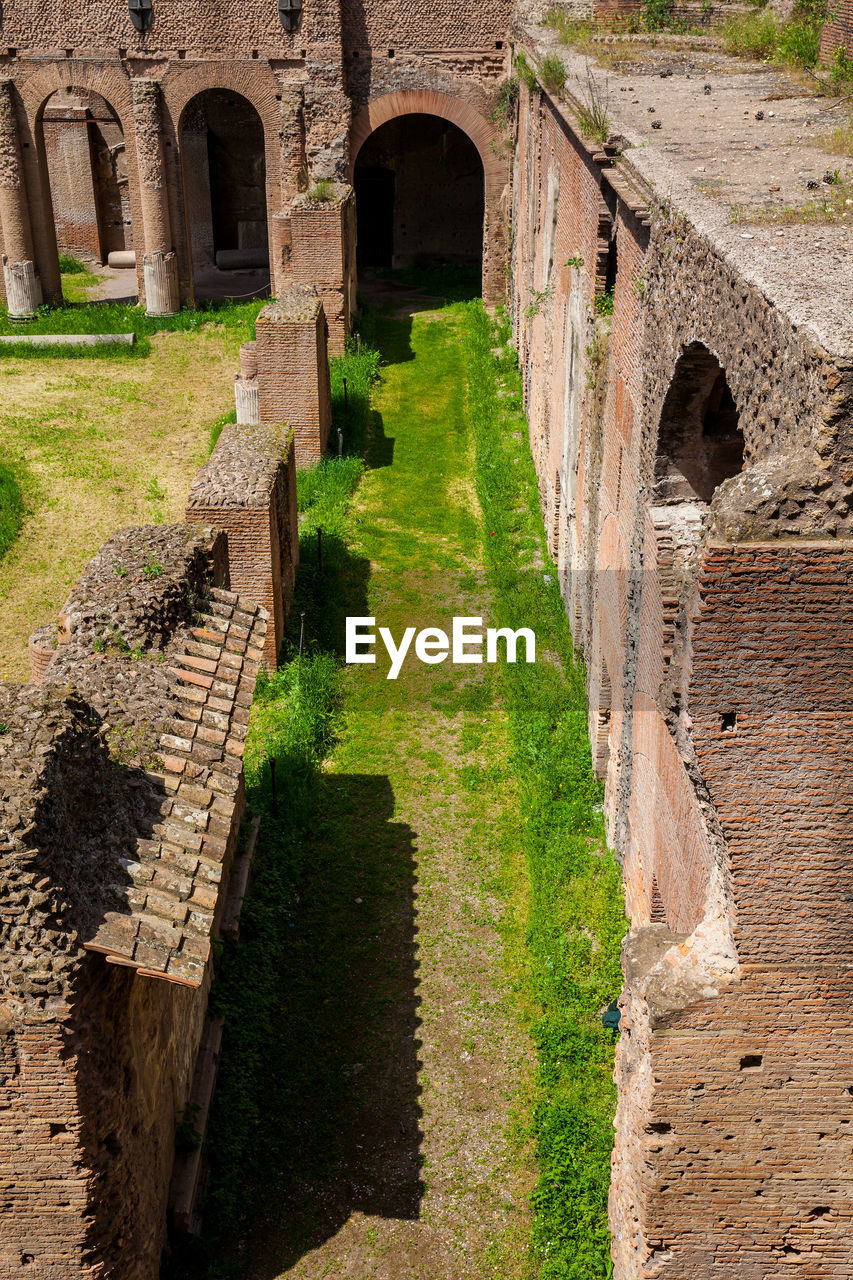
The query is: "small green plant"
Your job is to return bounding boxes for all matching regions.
[143,557,163,580]
[308,179,334,203]
[643,0,675,30]
[92,636,106,653]
[114,564,128,578]
[631,269,647,298]
[539,53,567,94]
[0,722,8,734]
[829,45,853,87]
[491,75,520,129]
[58,254,88,275]
[524,286,553,320]
[566,255,585,269]
[595,286,615,317]
[130,643,145,661]
[576,67,611,145]
[516,49,538,91]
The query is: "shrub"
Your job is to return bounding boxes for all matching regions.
[540,53,567,94]
[58,254,88,274]
[516,49,538,90]
[308,179,334,203]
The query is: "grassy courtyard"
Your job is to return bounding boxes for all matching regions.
[0,305,258,680]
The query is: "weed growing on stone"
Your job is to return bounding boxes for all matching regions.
[464,301,627,1279]
[723,0,827,69]
[516,49,538,91]
[540,53,567,95]
[308,178,334,202]
[576,67,611,145]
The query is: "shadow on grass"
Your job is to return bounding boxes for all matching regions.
[243,770,423,1277]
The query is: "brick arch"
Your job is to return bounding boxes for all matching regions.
[348,89,508,304]
[11,64,141,305]
[19,63,134,131]
[348,89,503,194]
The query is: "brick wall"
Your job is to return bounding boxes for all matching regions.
[255,289,333,464]
[0,527,267,1278]
[511,69,853,1275]
[186,422,299,667]
[287,188,356,355]
[821,0,853,60]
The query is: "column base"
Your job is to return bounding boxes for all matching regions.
[3,257,42,319]
[143,249,179,316]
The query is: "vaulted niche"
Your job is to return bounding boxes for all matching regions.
[354,114,484,278]
[181,89,269,300]
[654,343,744,505]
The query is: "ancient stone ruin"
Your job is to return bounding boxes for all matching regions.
[1,0,853,1274]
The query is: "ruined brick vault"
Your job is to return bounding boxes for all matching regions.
[1,0,853,1277]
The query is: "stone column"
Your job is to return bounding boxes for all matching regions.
[0,80,41,318]
[131,79,178,316]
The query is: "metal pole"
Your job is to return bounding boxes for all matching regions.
[298,611,305,657]
[337,428,343,457]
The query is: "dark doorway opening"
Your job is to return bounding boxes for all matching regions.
[181,89,270,301]
[354,114,484,285]
[654,343,745,504]
[356,166,395,268]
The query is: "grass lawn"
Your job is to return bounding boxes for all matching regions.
[0,321,250,680]
[171,296,625,1280]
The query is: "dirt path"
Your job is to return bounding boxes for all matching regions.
[244,307,534,1280]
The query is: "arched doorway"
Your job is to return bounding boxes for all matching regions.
[654,343,744,505]
[354,114,484,285]
[180,89,270,301]
[42,87,133,272]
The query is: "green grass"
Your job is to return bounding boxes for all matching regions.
[0,297,264,359]
[58,254,88,274]
[166,294,625,1280]
[0,461,23,562]
[465,302,627,1279]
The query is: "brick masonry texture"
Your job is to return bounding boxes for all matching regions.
[0,0,512,311]
[0,525,267,1278]
[186,422,299,667]
[255,289,333,465]
[511,66,853,1276]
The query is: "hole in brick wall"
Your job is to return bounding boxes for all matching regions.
[654,343,745,504]
[605,230,618,296]
[252,49,259,58]
[809,1206,831,1219]
[119,47,127,57]
[49,1122,67,1137]
[647,1121,671,1134]
[721,711,737,733]
[20,1255,34,1266]
[740,1054,763,1070]
[178,48,186,58]
[352,50,360,57]
[388,48,395,57]
[65,48,73,57]
[496,39,503,47]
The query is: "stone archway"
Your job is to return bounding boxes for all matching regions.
[349,90,509,303]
